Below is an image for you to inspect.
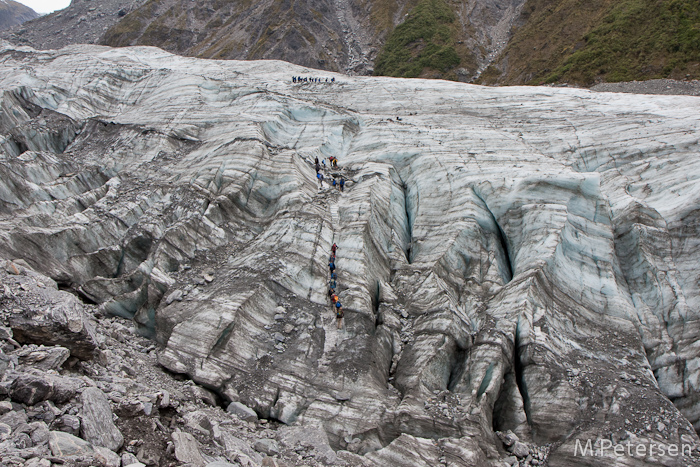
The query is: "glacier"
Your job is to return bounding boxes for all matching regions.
[1,42,700,466]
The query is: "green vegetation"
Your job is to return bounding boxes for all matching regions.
[483,0,700,85]
[373,0,461,78]
[101,0,160,47]
[544,0,700,84]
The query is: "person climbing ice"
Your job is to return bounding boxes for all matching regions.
[335,301,343,329]
[317,172,324,188]
[339,178,345,192]
[331,243,338,255]
[328,259,335,274]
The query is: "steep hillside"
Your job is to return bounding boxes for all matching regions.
[99,0,380,74]
[0,0,38,31]
[479,0,700,85]
[0,0,147,49]
[2,0,698,84]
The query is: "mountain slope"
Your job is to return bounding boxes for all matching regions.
[0,0,38,31]
[0,0,148,50]
[479,0,700,85]
[1,0,699,84]
[99,0,425,75]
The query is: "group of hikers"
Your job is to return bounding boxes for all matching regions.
[315,156,345,191]
[293,76,336,84]
[328,242,344,329]
[312,152,346,329]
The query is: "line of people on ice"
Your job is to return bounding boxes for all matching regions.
[312,154,346,328]
[315,156,345,191]
[293,77,336,83]
[328,242,344,329]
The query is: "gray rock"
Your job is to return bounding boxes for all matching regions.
[48,430,95,457]
[164,289,184,305]
[0,326,13,340]
[504,456,518,466]
[261,459,289,467]
[29,421,50,445]
[94,445,121,467]
[0,422,11,440]
[13,430,32,448]
[121,452,141,466]
[10,372,82,405]
[80,387,124,451]
[254,438,280,456]
[277,425,336,463]
[172,431,205,466]
[0,400,13,415]
[23,459,52,467]
[184,410,215,437]
[498,430,519,448]
[116,399,145,417]
[205,462,238,467]
[226,401,258,422]
[0,408,27,429]
[510,441,530,458]
[9,282,98,360]
[56,414,81,435]
[15,345,70,370]
[191,385,218,406]
[216,432,263,465]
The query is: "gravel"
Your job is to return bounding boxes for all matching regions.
[590,78,700,96]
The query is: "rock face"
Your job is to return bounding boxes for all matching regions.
[1,43,700,466]
[0,0,525,78]
[0,0,38,32]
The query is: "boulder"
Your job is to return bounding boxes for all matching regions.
[172,431,205,466]
[277,425,336,463]
[10,372,82,405]
[254,438,280,456]
[10,288,98,360]
[29,421,50,445]
[0,408,27,429]
[226,401,258,422]
[80,387,124,451]
[121,452,142,466]
[510,441,530,458]
[94,445,121,467]
[48,430,95,457]
[184,410,215,437]
[55,414,81,435]
[15,345,70,370]
[216,432,263,464]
